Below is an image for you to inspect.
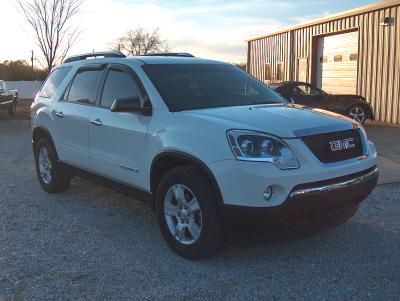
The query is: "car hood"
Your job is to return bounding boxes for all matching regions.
[181,103,357,138]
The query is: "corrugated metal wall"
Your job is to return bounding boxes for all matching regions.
[247,4,400,124]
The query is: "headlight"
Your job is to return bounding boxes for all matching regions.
[227,130,300,169]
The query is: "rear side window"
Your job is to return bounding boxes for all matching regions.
[100,69,143,108]
[66,70,103,104]
[39,67,71,98]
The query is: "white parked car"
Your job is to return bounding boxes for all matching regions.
[31,51,378,259]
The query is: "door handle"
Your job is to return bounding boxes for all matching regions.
[90,119,103,126]
[55,111,64,118]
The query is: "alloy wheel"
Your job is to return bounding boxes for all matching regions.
[38,146,52,184]
[349,106,366,123]
[163,184,202,245]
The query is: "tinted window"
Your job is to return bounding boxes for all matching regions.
[350,53,358,61]
[67,70,103,104]
[292,85,323,96]
[334,55,343,62]
[39,67,71,98]
[143,64,285,111]
[100,69,142,108]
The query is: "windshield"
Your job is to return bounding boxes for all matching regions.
[142,64,286,111]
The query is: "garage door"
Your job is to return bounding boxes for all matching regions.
[316,31,359,94]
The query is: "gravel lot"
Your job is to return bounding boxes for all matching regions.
[0,120,399,300]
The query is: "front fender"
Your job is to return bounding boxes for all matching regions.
[142,110,234,189]
[146,111,233,165]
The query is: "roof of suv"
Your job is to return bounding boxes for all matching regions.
[129,55,224,65]
[61,51,226,67]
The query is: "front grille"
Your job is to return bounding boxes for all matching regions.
[302,129,363,163]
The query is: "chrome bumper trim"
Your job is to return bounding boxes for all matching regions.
[0,100,14,106]
[289,167,378,198]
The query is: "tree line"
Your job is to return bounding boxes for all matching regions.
[0,60,47,81]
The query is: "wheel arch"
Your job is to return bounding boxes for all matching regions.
[32,126,58,159]
[345,102,373,119]
[150,151,223,205]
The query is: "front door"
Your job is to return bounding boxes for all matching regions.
[0,82,5,104]
[0,81,12,104]
[89,64,150,188]
[290,83,330,109]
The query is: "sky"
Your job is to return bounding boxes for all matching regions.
[0,0,378,65]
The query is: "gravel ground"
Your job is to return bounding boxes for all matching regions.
[0,120,399,300]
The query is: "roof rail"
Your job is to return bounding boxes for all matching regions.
[64,51,126,63]
[139,53,194,57]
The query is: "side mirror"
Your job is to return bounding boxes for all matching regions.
[111,96,145,113]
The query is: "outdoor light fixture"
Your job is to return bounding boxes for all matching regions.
[380,17,394,26]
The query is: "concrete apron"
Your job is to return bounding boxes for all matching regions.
[364,121,400,184]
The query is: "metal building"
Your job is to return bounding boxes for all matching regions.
[247,1,400,124]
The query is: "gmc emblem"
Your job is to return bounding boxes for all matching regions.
[329,138,356,151]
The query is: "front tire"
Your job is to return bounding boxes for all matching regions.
[155,165,224,259]
[34,137,71,193]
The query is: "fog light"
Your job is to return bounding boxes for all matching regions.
[263,186,273,201]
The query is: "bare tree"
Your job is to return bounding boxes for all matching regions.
[17,0,83,73]
[110,28,169,56]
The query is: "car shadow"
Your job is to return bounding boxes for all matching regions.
[58,177,398,264]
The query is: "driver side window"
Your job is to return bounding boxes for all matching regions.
[100,69,142,108]
[293,84,322,96]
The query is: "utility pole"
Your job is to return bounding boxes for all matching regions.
[30,50,34,80]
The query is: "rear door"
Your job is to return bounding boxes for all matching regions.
[54,64,105,169]
[88,64,150,188]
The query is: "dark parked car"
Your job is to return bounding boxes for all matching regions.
[270,81,374,124]
[0,80,18,115]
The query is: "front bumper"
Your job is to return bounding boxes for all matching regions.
[0,100,14,108]
[219,166,378,237]
[208,138,377,207]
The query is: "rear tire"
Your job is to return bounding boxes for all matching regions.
[34,137,71,193]
[347,105,367,124]
[155,165,224,259]
[8,102,16,115]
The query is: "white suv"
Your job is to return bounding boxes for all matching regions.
[31,51,378,259]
